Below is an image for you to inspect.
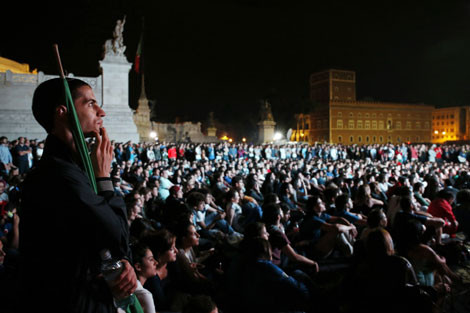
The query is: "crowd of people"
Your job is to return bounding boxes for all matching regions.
[2,135,470,313]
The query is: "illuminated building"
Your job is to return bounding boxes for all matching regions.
[291,69,448,145]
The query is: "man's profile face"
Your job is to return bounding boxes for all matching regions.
[73,86,105,137]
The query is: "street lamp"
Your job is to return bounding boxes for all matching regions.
[273,132,283,141]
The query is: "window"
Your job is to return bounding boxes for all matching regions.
[338,136,342,142]
[348,120,355,129]
[305,123,309,130]
[379,113,384,118]
[424,121,430,129]
[406,121,411,129]
[366,136,370,142]
[396,121,401,129]
[365,113,370,118]
[337,119,343,128]
[358,136,362,143]
[349,112,353,117]
[350,136,354,143]
[379,121,384,129]
[358,113,362,118]
[451,114,454,119]
[388,135,391,142]
[379,136,383,143]
[338,112,342,117]
[323,119,328,128]
[372,120,377,129]
[373,136,376,142]
[416,121,421,129]
[317,120,321,129]
[357,120,363,129]
[372,113,377,118]
[365,120,370,129]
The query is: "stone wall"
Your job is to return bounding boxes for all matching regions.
[152,122,219,143]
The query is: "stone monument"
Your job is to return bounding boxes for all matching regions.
[206,111,217,137]
[99,16,139,143]
[133,73,153,142]
[258,99,276,143]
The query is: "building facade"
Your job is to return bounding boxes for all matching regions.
[431,107,470,143]
[291,69,461,145]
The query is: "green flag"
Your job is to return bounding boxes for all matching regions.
[62,78,98,193]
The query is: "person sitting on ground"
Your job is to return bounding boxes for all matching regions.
[454,189,470,240]
[393,196,445,248]
[170,220,215,311]
[131,242,157,313]
[141,228,179,313]
[262,203,319,274]
[354,184,384,216]
[413,182,431,211]
[427,190,459,237]
[349,227,434,313]
[397,219,461,310]
[228,236,312,313]
[333,193,368,229]
[299,195,357,259]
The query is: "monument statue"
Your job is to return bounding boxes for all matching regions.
[259,99,274,121]
[103,16,127,57]
[208,111,216,128]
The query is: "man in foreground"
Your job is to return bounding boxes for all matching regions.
[18,78,136,313]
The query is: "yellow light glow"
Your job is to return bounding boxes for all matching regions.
[434,130,439,134]
[221,136,229,141]
[442,131,446,135]
[300,133,304,137]
[242,138,246,142]
[228,138,233,143]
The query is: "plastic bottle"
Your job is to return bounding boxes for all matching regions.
[100,249,134,309]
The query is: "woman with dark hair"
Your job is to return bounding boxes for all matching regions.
[131,242,158,313]
[141,229,178,312]
[245,173,264,205]
[353,184,384,216]
[170,221,214,311]
[398,219,460,302]
[261,171,276,196]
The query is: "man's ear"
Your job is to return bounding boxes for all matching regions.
[134,262,142,273]
[56,105,68,117]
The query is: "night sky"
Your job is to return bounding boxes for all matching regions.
[3,0,470,141]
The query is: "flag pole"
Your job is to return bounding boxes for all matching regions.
[52,44,98,193]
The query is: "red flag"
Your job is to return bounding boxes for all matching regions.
[134,32,143,73]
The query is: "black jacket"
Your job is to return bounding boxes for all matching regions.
[18,134,129,313]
